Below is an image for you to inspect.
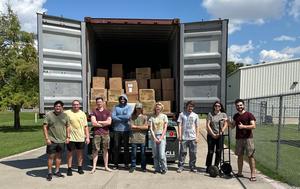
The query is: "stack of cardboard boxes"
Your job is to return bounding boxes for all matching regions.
[91,64,174,114]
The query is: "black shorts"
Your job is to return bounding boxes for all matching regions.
[46,142,65,155]
[67,141,85,151]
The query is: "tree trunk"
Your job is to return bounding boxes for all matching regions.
[13,105,21,130]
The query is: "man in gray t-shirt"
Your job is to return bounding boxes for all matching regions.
[177,101,199,173]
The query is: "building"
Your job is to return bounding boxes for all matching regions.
[227,58,300,124]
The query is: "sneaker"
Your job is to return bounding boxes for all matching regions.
[161,170,167,175]
[54,172,65,178]
[78,168,84,175]
[190,168,197,173]
[46,173,52,181]
[67,168,73,176]
[177,167,184,173]
[129,167,135,173]
[142,168,147,173]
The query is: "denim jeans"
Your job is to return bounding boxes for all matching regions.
[152,134,167,172]
[205,134,224,167]
[131,143,146,169]
[178,140,197,169]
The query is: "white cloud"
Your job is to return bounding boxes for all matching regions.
[259,49,294,62]
[282,46,300,55]
[288,0,300,19]
[274,35,297,41]
[202,0,286,34]
[228,40,255,64]
[0,0,47,33]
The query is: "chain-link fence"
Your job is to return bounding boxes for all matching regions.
[226,92,300,187]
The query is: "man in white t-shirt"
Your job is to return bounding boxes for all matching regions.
[177,101,200,173]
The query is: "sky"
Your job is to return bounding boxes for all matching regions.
[0,0,300,64]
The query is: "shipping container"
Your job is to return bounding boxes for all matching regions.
[37,13,228,114]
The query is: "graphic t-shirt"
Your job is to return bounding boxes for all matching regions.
[65,110,87,142]
[207,112,227,134]
[148,113,168,135]
[177,111,199,140]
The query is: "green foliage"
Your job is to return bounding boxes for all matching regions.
[226,61,244,76]
[0,5,38,129]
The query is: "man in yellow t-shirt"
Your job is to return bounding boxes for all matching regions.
[65,100,90,176]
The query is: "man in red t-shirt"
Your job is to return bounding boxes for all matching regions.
[90,97,112,173]
[231,99,256,181]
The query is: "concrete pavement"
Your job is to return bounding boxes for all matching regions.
[0,120,293,189]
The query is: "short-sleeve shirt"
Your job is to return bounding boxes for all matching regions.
[129,114,148,144]
[177,111,199,140]
[90,108,111,136]
[43,111,70,143]
[233,111,256,139]
[65,109,87,142]
[148,113,168,135]
[207,112,228,134]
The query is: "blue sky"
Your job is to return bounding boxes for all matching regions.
[1,0,300,64]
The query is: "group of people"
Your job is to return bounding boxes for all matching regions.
[43,95,257,182]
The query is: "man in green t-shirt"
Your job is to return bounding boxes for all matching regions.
[43,101,70,181]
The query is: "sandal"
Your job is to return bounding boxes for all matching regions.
[234,173,244,177]
[249,177,257,182]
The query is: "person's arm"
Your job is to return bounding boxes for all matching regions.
[65,118,71,144]
[238,120,256,130]
[149,118,158,143]
[195,116,200,143]
[177,113,182,142]
[206,118,215,136]
[159,115,168,141]
[83,114,90,144]
[43,123,51,145]
[221,114,228,134]
[91,115,102,127]
[139,116,149,130]
[111,107,122,122]
[117,106,132,121]
[98,116,112,126]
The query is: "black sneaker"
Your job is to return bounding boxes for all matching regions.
[54,172,65,178]
[190,168,197,173]
[177,167,184,173]
[46,173,52,181]
[78,168,84,175]
[67,168,73,176]
[129,167,135,173]
[161,170,167,175]
[142,168,147,173]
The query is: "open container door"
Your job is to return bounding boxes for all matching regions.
[180,20,228,113]
[37,13,87,114]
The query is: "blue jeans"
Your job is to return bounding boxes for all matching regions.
[152,134,167,172]
[178,140,197,169]
[131,143,146,169]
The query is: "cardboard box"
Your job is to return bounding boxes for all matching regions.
[139,89,155,101]
[162,78,174,90]
[160,68,172,78]
[126,93,139,103]
[108,89,124,102]
[136,67,151,79]
[89,100,97,113]
[155,89,162,101]
[137,79,148,89]
[159,101,171,113]
[162,89,174,101]
[150,79,161,89]
[112,64,123,77]
[109,77,122,89]
[106,101,119,111]
[125,80,138,94]
[140,100,156,114]
[92,77,105,89]
[96,68,108,78]
[91,88,107,101]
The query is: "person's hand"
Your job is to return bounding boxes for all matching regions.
[195,138,199,143]
[85,138,90,144]
[155,138,161,144]
[46,139,51,145]
[66,137,70,144]
[178,136,182,142]
[238,122,245,129]
[212,133,219,139]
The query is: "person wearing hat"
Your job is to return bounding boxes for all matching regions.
[129,102,148,173]
[149,102,168,174]
[111,94,132,169]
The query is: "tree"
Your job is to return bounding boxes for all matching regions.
[0,5,38,129]
[226,61,244,76]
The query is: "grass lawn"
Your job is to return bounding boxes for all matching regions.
[227,124,300,187]
[0,111,44,159]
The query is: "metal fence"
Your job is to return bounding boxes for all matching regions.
[226,92,300,187]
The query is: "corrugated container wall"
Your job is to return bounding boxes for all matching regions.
[227,59,300,101]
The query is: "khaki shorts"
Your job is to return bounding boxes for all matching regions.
[235,138,255,157]
[93,135,110,152]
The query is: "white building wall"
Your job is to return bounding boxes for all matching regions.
[227,70,240,101]
[239,59,300,99]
